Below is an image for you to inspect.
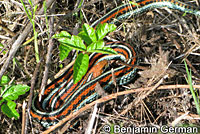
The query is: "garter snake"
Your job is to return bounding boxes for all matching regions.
[30,0,200,128]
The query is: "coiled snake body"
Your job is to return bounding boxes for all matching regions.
[30,0,200,128]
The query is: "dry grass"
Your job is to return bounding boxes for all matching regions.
[0,0,200,133]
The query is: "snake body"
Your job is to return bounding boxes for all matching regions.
[30,0,200,128]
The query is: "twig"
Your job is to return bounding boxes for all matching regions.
[42,84,200,133]
[0,17,16,37]
[27,60,41,134]
[22,101,26,134]
[171,111,190,126]
[0,0,56,81]
[39,4,55,101]
[162,28,200,78]
[27,60,41,110]
[0,24,16,37]
[85,104,98,134]
[54,60,75,79]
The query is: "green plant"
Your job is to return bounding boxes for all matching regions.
[0,43,6,54]
[20,0,39,63]
[53,23,117,83]
[43,1,49,37]
[0,75,30,119]
[184,60,200,115]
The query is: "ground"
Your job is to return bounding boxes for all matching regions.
[0,0,200,133]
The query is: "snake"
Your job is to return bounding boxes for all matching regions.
[30,0,200,128]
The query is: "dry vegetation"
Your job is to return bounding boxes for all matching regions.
[0,0,200,133]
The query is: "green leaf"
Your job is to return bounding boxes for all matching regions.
[0,43,3,47]
[0,43,6,54]
[59,44,72,61]
[33,5,38,14]
[2,85,30,101]
[52,31,71,39]
[82,24,97,44]
[71,35,87,51]
[43,1,47,11]
[88,46,118,54]
[20,0,32,21]
[129,1,140,6]
[58,35,86,51]
[28,9,32,19]
[28,0,33,7]
[0,99,4,106]
[1,100,19,119]
[87,40,117,54]
[73,53,89,83]
[96,23,116,40]
[0,85,6,95]
[33,5,38,20]
[183,12,187,16]
[0,75,10,86]
[78,31,92,45]
[59,64,63,68]
[87,40,105,51]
